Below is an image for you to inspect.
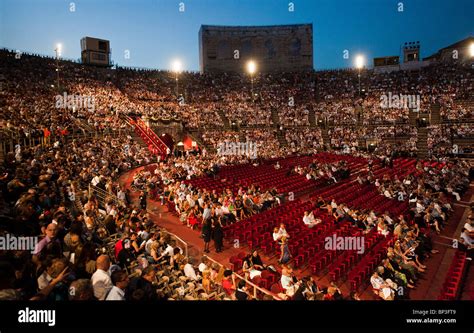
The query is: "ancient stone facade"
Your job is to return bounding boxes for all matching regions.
[199,24,313,73]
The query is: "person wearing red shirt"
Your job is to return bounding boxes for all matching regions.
[221,270,235,298]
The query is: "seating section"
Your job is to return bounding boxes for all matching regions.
[186,153,365,197]
[438,251,469,300]
[347,236,394,292]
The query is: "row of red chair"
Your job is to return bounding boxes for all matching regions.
[348,236,394,291]
[438,251,469,300]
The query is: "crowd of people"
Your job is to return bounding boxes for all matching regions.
[0,48,472,302]
[2,48,472,138]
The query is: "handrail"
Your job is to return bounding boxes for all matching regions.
[135,117,170,153]
[88,184,125,208]
[133,119,168,157]
[160,230,189,259]
[205,256,283,300]
[89,178,190,257]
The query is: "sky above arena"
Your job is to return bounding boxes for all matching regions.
[0,0,472,71]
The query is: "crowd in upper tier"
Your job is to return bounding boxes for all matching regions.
[2,49,473,133]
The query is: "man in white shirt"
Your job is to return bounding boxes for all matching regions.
[145,233,158,255]
[183,258,198,281]
[91,255,113,300]
[303,211,320,228]
[157,241,175,261]
[383,214,394,226]
[117,188,126,203]
[416,201,425,214]
[198,197,205,208]
[106,270,129,301]
[91,175,101,186]
[215,205,224,218]
[464,220,474,236]
[460,229,473,247]
[198,256,209,273]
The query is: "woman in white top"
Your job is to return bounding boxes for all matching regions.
[277,223,289,239]
[273,227,281,242]
[370,271,395,300]
[242,255,261,280]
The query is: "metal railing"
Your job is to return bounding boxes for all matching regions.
[0,127,133,156]
[205,256,283,300]
[88,184,124,208]
[88,182,190,258]
[135,117,169,152]
[160,230,189,259]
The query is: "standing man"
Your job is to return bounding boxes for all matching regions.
[213,219,224,253]
[91,255,113,300]
[139,191,147,211]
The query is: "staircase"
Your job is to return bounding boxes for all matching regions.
[321,128,331,148]
[408,108,418,126]
[417,127,428,158]
[355,106,363,126]
[0,142,4,163]
[308,108,316,127]
[216,109,231,129]
[271,108,280,127]
[276,129,287,147]
[430,103,441,125]
[122,115,169,160]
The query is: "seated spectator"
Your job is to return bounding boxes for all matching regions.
[221,270,235,298]
[183,258,198,281]
[370,271,396,300]
[126,266,159,301]
[235,280,252,300]
[460,228,473,247]
[32,222,61,266]
[198,256,209,273]
[117,238,137,269]
[242,254,262,280]
[106,270,129,301]
[68,279,95,301]
[303,211,320,228]
[324,282,343,300]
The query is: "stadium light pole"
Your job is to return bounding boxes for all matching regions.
[247,60,257,102]
[54,43,62,91]
[355,55,364,97]
[172,59,182,97]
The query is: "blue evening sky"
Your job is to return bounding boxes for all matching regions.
[0,0,472,70]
